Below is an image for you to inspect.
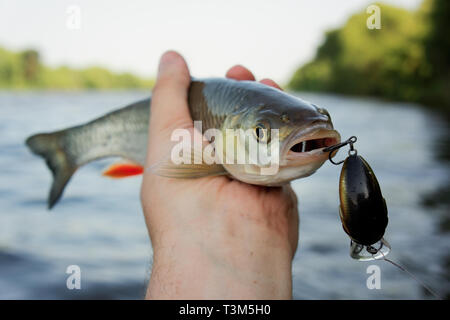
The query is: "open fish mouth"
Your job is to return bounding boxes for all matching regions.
[283,124,341,166]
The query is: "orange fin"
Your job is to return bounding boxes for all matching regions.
[102,163,144,178]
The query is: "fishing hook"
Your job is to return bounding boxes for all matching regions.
[323,136,357,165]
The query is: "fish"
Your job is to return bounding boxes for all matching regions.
[338,153,390,260]
[25,77,341,209]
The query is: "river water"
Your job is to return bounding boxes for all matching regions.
[0,90,448,299]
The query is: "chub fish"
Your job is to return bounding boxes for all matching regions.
[26,77,340,208]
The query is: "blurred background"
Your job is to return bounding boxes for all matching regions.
[0,0,448,299]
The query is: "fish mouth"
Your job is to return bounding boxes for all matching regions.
[282,123,341,166]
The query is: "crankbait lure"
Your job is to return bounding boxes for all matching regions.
[324,136,442,299]
[324,136,390,261]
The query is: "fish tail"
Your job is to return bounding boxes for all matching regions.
[25,132,76,209]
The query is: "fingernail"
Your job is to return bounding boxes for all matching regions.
[157,51,178,78]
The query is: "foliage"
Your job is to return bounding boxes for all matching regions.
[0,47,154,90]
[288,0,449,113]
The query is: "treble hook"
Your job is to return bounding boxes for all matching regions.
[323,136,357,165]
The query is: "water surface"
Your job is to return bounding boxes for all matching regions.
[0,91,448,299]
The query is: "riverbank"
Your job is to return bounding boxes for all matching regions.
[0,47,154,90]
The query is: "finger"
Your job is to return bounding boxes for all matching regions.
[226,65,255,81]
[259,78,283,90]
[150,51,192,133]
[147,51,193,164]
[283,184,299,256]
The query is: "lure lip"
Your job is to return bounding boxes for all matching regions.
[349,238,391,261]
[282,123,341,166]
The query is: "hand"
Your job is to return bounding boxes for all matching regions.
[141,51,299,299]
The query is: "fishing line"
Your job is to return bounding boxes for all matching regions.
[378,251,442,300]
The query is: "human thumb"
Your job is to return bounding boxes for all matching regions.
[146,51,193,166]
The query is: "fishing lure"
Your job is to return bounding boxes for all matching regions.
[324,136,390,260]
[324,136,441,298]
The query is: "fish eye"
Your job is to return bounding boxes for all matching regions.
[281,114,290,123]
[253,123,270,143]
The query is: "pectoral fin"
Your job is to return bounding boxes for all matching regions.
[154,162,227,179]
[150,143,227,179]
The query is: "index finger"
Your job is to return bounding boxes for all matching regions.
[226,65,255,81]
[226,65,282,90]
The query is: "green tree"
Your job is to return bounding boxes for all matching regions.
[288,1,448,113]
[21,50,40,84]
[0,46,154,90]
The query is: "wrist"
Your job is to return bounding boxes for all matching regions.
[146,230,293,299]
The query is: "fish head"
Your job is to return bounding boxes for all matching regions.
[220,89,341,185]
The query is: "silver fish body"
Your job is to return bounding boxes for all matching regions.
[26,77,340,208]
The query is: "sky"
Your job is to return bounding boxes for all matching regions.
[0,0,422,84]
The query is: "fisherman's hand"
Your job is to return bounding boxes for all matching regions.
[141,51,299,299]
